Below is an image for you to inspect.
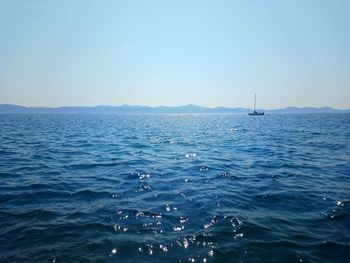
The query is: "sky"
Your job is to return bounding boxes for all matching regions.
[0,0,349,109]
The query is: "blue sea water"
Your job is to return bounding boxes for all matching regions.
[0,113,349,263]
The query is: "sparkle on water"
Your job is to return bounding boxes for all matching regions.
[0,114,349,262]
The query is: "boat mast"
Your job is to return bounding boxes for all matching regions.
[254,93,256,112]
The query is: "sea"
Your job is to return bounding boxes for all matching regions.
[0,113,349,263]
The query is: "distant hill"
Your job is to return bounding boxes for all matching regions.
[267,107,350,114]
[0,104,349,114]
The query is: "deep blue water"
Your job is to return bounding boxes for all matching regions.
[0,114,349,263]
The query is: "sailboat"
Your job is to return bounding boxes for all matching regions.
[248,94,264,115]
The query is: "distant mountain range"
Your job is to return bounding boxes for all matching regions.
[0,104,349,114]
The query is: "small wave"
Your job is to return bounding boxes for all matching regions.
[70,189,113,199]
[64,162,122,170]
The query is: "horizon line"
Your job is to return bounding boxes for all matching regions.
[1,103,349,111]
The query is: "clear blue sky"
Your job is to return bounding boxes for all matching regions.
[1,0,349,109]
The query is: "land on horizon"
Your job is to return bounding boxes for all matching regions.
[0,104,349,114]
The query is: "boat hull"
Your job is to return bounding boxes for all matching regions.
[248,112,264,116]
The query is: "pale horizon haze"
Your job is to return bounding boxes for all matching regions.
[1,0,350,109]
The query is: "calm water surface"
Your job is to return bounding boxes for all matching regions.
[0,114,349,262]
